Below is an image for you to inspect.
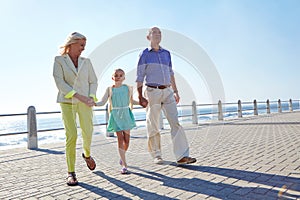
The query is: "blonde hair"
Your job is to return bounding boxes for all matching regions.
[112,68,125,76]
[60,32,86,55]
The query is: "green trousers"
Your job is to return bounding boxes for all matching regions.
[60,102,94,173]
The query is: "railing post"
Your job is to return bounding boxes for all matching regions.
[159,112,164,130]
[27,106,37,149]
[105,104,114,137]
[266,99,270,114]
[192,101,198,124]
[218,100,223,120]
[278,99,282,113]
[289,99,293,112]
[238,100,242,118]
[253,99,258,115]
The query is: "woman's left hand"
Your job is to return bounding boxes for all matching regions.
[86,98,95,107]
[74,93,95,107]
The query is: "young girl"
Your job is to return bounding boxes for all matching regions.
[96,68,138,174]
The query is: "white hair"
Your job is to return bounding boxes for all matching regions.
[60,32,86,55]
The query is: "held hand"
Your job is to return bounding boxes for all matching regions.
[139,96,148,108]
[80,96,95,107]
[141,101,148,108]
[75,94,95,107]
[86,98,95,107]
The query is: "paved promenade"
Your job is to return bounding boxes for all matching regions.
[0,112,300,199]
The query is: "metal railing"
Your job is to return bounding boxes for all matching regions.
[0,99,299,149]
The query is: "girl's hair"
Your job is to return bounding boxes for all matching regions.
[60,32,86,55]
[112,68,125,76]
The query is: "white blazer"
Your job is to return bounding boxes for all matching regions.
[53,54,98,104]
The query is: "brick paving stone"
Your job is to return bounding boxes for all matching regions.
[221,178,239,185]
[177,191,197,199]
[218,187,237,197]
[234,187,254,196]
[206,196,222,200]
[188,193,210,199]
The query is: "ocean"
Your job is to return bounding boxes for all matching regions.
[0,101,299,150]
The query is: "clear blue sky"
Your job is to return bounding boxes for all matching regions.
[0,0,299,113]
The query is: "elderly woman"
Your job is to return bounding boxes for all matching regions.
[53,32,98,186]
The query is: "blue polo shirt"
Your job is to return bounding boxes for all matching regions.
[136,47,174,86]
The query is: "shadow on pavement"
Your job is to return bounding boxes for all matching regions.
[33,148,64,155]
[178,165,300,192]
[79,181,131,200]
[0,148,64,163]
[130,165,300,199]
[93,171,176,200]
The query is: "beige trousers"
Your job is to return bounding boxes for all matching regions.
[145,87,189,161]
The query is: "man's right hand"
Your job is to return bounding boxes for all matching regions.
[137,82,148,107]
[139,96,148,108]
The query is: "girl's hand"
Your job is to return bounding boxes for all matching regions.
[86,98,95,107]
[139,96,148,108]
[74,93,95,107]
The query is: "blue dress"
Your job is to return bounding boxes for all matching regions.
[107,85,136,132]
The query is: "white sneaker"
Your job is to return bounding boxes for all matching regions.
[153,157,164,164]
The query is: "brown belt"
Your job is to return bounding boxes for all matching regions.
[147,85,169,89]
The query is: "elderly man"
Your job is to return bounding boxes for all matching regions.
[136,27,197,165]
